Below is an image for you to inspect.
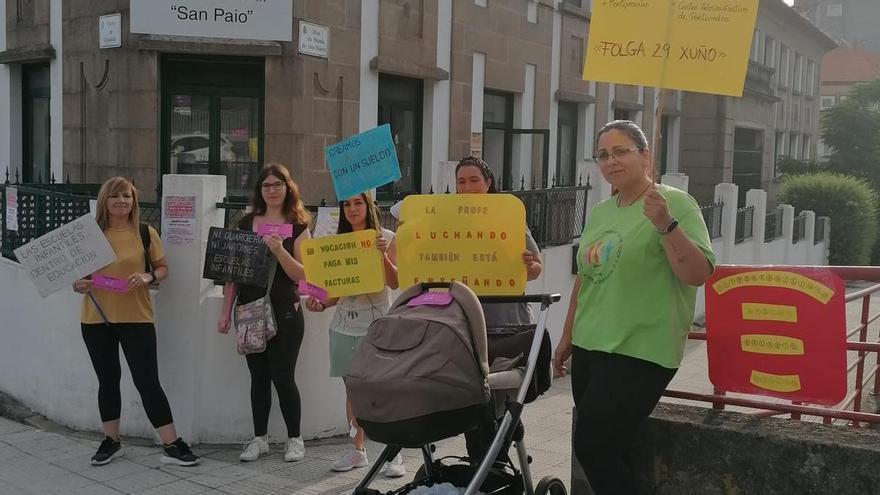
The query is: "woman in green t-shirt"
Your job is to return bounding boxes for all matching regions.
[553,120,715,495]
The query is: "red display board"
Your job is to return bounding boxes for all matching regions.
[705,266,847,405]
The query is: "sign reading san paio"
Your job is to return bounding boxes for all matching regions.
[14,215,117,297]
[130,0,293,42]
[202,227,272,287]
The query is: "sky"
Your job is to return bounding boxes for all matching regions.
[785,0,794,5]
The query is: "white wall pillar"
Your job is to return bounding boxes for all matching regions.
[661,173,689,192]
[636,86,645,127]
[513,64,536,188]
[49,0,63,182]
[746,188,767,263]
[607,83,616,123]
[714,182,739,264]
[471,52,486,156]
[780,203,796,262]
[0,3,8,177]
[359,0,380,132]
[548,5,561,190]
[155,175,227,442]
[423,0,452,193]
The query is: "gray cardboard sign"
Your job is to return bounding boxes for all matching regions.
[13,214,117,297]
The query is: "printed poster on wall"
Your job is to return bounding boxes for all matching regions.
[312,207,341,238]
[584,0,759,96]
[13,214,117,297]
[705,266,847,405]
[161,196,196,246]
[300,230,385,298]
[396,194,527,295]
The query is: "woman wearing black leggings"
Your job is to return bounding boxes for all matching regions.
[218,163,311,463]
[72,177,199,467]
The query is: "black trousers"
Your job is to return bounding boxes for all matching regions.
[571,347,677,495]
[245,306,304,438]
[81,323,174,428]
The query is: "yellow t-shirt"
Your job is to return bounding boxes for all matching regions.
[80,226,164,324]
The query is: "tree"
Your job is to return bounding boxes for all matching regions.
[821,79,880,187]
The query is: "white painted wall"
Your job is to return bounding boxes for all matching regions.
[0,175,831,441]
[0,176,348,443]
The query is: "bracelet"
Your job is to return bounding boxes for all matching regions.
[659,218,679,235]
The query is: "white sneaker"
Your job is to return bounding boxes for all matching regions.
[239,437,269,462]
[331,448,368,472]
[384,453,406,478]
[284,436,305,462]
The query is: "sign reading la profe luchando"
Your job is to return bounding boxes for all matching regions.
[130,0,293,42]
[396,195,527,296]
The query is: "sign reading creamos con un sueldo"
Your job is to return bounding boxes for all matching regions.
[130,0,293,42]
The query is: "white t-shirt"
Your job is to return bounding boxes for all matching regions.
[328,228,394,337]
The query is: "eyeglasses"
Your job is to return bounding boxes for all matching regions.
[261,182,286,192]
[592,147,641,163]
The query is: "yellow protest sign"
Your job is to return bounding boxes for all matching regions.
[583,0,759,97]
[397,194,526,295]
[301,229,386,298]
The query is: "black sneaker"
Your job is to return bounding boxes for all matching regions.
[160,438,200,466]
[90,436,122,466]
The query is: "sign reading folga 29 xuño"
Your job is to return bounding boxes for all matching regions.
[584,0,759,96]
[130,0,293,42]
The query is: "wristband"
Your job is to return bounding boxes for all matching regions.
[659,218,679,235]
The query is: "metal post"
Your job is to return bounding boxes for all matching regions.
[851,294,871,427]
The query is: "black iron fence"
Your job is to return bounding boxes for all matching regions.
[734,205,755,244]
[215,183,593,249]
[701,203,723,240]
[793,213,807,244]
[765,208,784,242]
[1,184,93,260]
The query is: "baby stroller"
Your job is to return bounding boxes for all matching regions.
[345,281,566,495]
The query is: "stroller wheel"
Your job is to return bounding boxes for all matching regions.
[534,476,567,495]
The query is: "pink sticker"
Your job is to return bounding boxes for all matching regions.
[298,280,328,302]
[256,223,293,238]
[407,291,454,307]
[93,275,128,293]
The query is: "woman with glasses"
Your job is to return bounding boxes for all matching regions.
[217,163,311,463]
[72,177,199,467]
[553,120,715,495]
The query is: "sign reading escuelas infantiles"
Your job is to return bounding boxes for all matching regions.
[396,195,527,295]
[300,230,386,298]
[202,227,272,287]
[14,214,117,297]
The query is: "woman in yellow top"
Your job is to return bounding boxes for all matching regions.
[72,177,199,467]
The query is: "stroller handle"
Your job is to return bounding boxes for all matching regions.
[417,282,561,307]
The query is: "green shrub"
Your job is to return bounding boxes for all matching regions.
[774,156,825,178]
[777,172,878,265]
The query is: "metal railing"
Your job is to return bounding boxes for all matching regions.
[734,206,754,244]
[793,213,807,244]
[216,183,592,249]
[664,265,880,426]
[1,184,93,260]
[700,203,723,240]
[765,208,784,242]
